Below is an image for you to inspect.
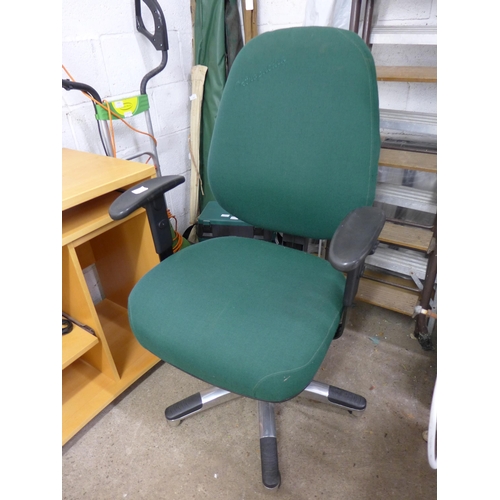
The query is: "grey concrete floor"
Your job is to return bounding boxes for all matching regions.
[62,302,437,499]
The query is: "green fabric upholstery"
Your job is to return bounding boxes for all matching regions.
[129,237,345,402]
[208,27,380,240]
[127,26,380,405]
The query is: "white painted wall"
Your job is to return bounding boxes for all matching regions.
[62,0,436,233]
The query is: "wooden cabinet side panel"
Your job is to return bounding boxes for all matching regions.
[91,211,159,309]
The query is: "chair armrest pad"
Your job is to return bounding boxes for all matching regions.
[109,175,185,220]
[328,206,385,272]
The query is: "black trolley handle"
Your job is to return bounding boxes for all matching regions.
[135,0,169,51]
[62,79,102,104]
[62,79,115,157]
[135,0,169,94]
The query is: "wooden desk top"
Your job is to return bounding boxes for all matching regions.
[62,149,156,211]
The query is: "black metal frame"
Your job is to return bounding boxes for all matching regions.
[350,0,375,47]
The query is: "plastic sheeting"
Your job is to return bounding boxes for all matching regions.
[303,0,351,29]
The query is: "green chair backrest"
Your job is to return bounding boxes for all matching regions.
[208,27,380,240]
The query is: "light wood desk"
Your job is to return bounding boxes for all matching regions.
[62,148,160,445]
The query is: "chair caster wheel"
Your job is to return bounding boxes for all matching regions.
[260,437,281,491]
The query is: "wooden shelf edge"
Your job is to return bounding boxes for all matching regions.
[62,324,99,370]
[62,148,155,211]
[379,148,437,173]
[62,193,147,247]
[376,66,437,83]
[379,221,433,252]
[356,277,420,316]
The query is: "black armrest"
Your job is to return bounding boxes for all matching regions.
[328,206,385,272]
[109,175,185,261]
[109,175,185,220]
[328,206,385,311]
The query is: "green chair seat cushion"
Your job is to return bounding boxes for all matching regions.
[129,237,346,402]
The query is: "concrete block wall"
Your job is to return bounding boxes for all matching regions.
[62,0,194,231]
[62,0,436,234]
[371,0,437,114]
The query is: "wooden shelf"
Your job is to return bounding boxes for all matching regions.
[62,148,155,210]
[95,299,159,380]
[62,301,159,444]
[62,359,118,444]
[379,147,437,174]
[356,276,420,316]
[62,324,99,370]
[376,66,437,83]
[362,268,421,292]
[379,222,433,252]
[62,149,160,445]
[63,191,121,247]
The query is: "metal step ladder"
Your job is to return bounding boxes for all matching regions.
[357,147,436,316]
[379,109,437,137]
[370,25,437,45]
[349,1,437,349]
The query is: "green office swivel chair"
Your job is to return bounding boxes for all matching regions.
[109,26,384,490]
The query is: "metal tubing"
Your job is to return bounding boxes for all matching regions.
[414,232,437,350]
[140,50,169,95]
[166,386,240,426]
[200,386,240,409]
[142,109,162,176]
[258,401,277,439]
[362,0,375,46]
[98,120,113,157]
[349,0,362,33]
[303,380,330,402]
[125,151,159,167]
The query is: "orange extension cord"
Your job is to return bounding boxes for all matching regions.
[167,210,184,253]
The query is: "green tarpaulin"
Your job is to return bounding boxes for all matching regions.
[194,0,243,210]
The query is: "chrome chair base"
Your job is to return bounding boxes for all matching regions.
[164,381,366,490]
